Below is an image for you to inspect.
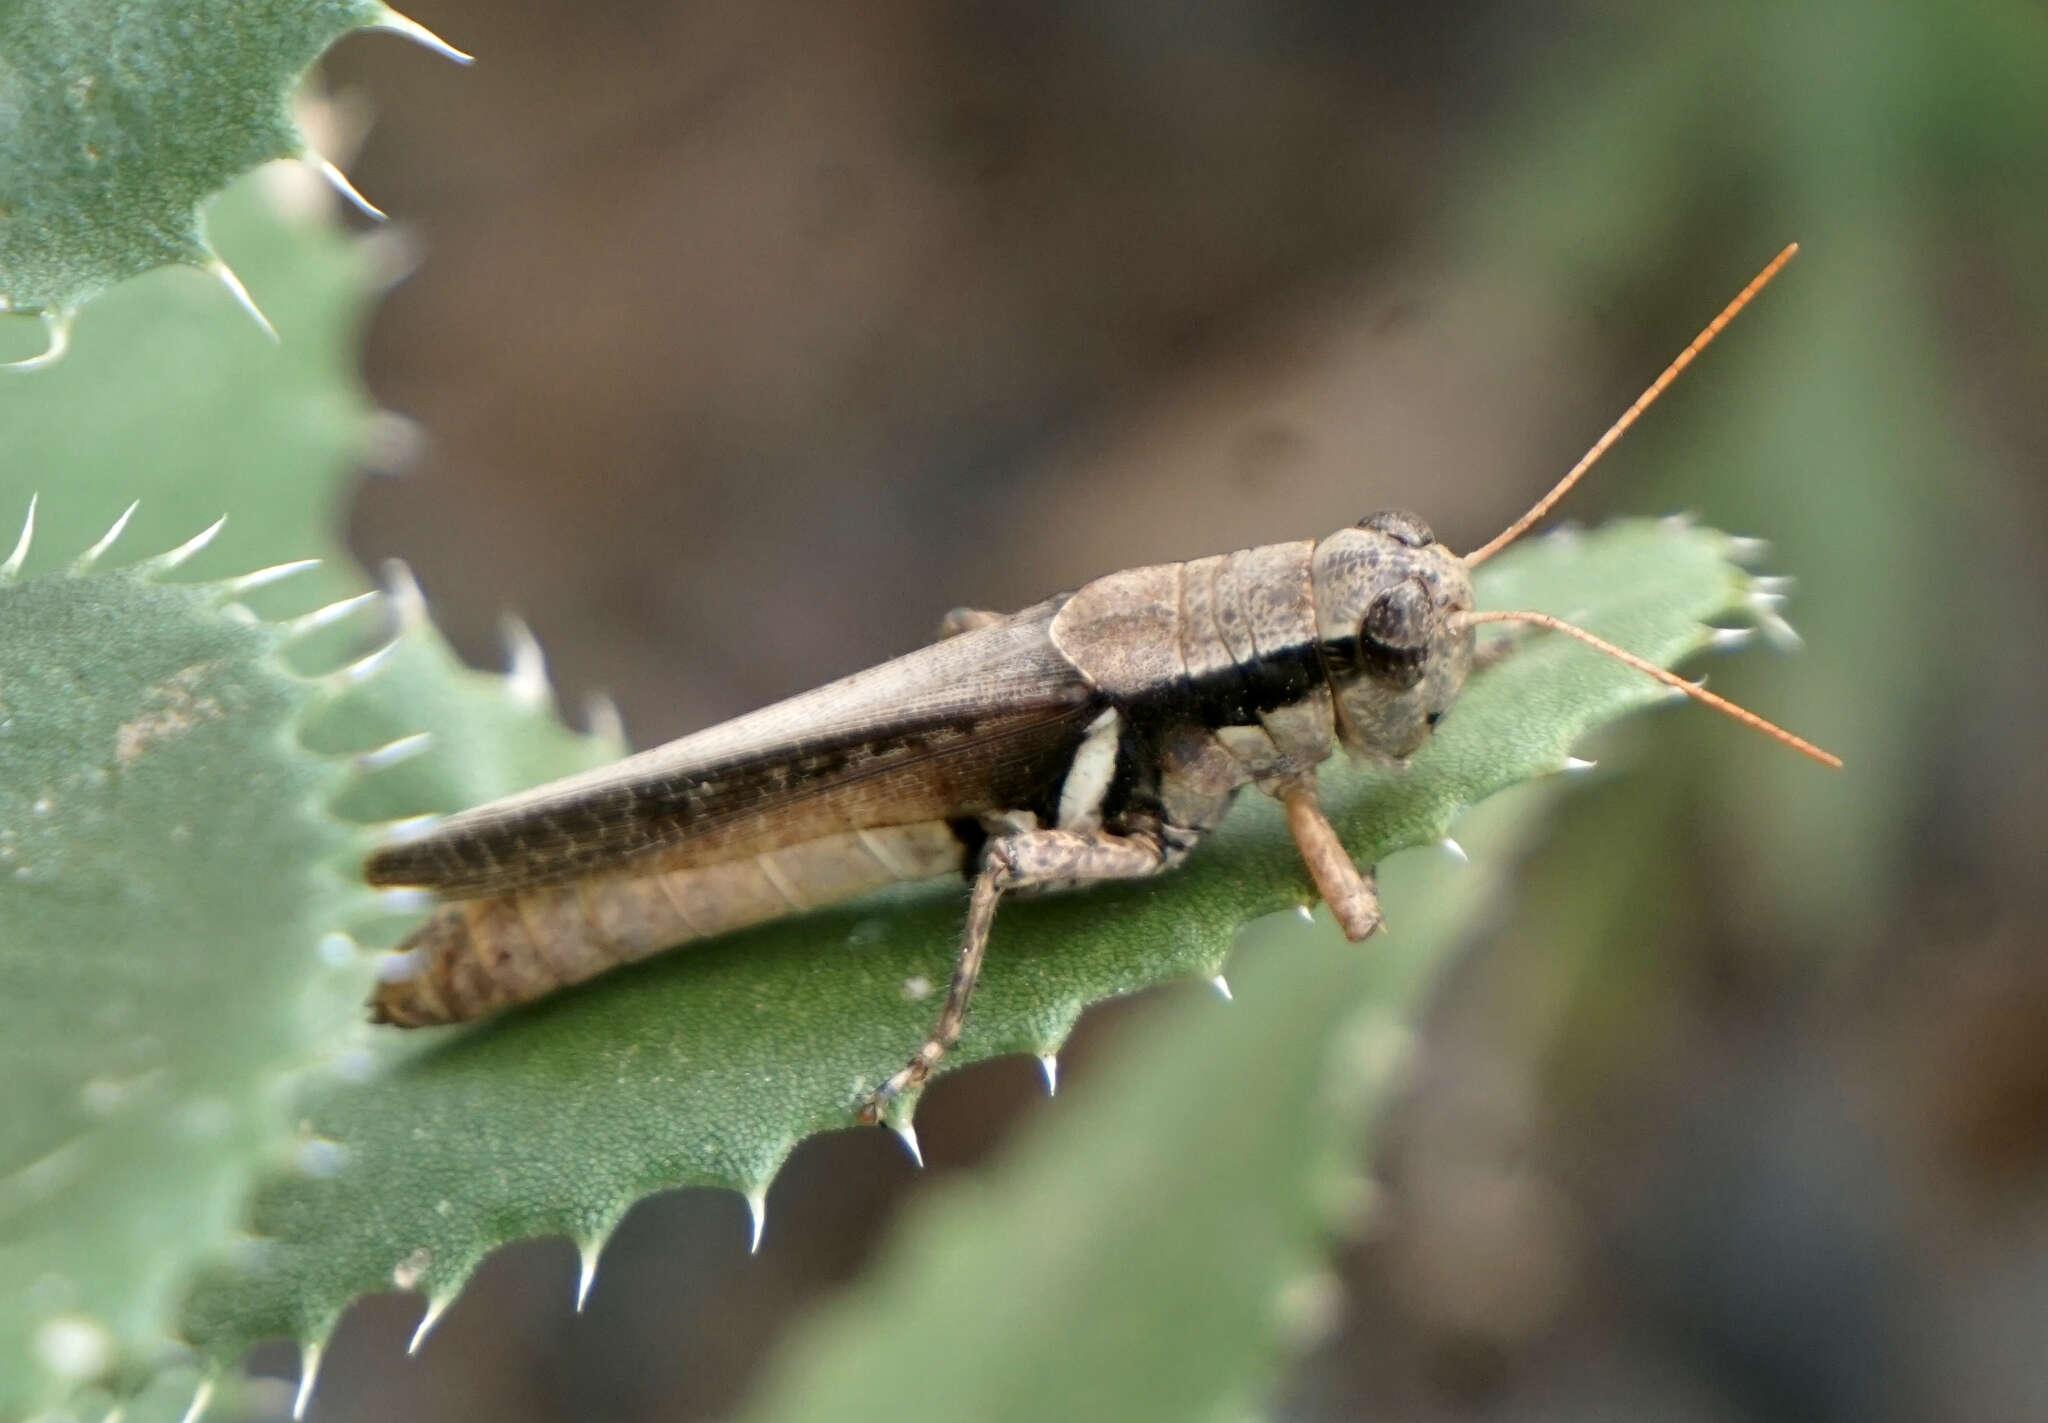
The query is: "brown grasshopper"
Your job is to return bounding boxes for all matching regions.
[364,244,1834,1123]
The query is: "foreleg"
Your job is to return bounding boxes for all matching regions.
[1275,778,1382,941]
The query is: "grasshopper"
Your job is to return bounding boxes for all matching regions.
[365,244,1834,1122]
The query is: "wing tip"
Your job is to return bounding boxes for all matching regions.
[362,843,430,889]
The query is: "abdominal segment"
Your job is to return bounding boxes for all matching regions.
[370,820,969,1026]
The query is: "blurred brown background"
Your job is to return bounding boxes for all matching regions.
[279,0,2048,1418]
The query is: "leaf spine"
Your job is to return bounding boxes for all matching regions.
[73,501,139,572]
[310,156,385,220]
[889,1120,924,1169]
[219,558,322,595]
[407,1294,452,1355]
[745,1188,768,1254]
[140,515,228,574]
[206,259,278,342]
[370,7,476,63]
[1,493,36,580]
[291,1341,322,1420]
[2,310,72,370]
[177,1378,217,1423]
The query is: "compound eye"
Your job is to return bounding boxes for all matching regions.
[1357,510,1436,548]
[1360,577,1433,660]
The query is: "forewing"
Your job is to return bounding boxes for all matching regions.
[364,605,1096,898]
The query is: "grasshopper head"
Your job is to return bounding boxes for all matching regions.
[1311,510,1475,761]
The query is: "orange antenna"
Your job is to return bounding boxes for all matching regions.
[1464,242,1799,567]
[1454,609,1841,768]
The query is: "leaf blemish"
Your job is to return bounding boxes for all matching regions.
[114,661,223,765]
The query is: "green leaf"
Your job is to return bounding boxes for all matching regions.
[0,0,465,362]
[0,542,358,1418]
[742,784,1552,1423]
[0,171,378,606]
[176,518,1782,1394]
[0,522,628,1420]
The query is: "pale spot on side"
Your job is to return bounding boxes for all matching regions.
[1056,708,1122,832]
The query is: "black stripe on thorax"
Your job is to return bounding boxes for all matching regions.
[1116,635,1325,732]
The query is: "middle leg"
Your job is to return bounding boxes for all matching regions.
[859,826,1174,1121]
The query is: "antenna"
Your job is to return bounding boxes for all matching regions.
[1464,243,1799,567]
[1455,609,1841,768]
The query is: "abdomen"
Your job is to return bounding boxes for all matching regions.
[371,821,968,1026]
